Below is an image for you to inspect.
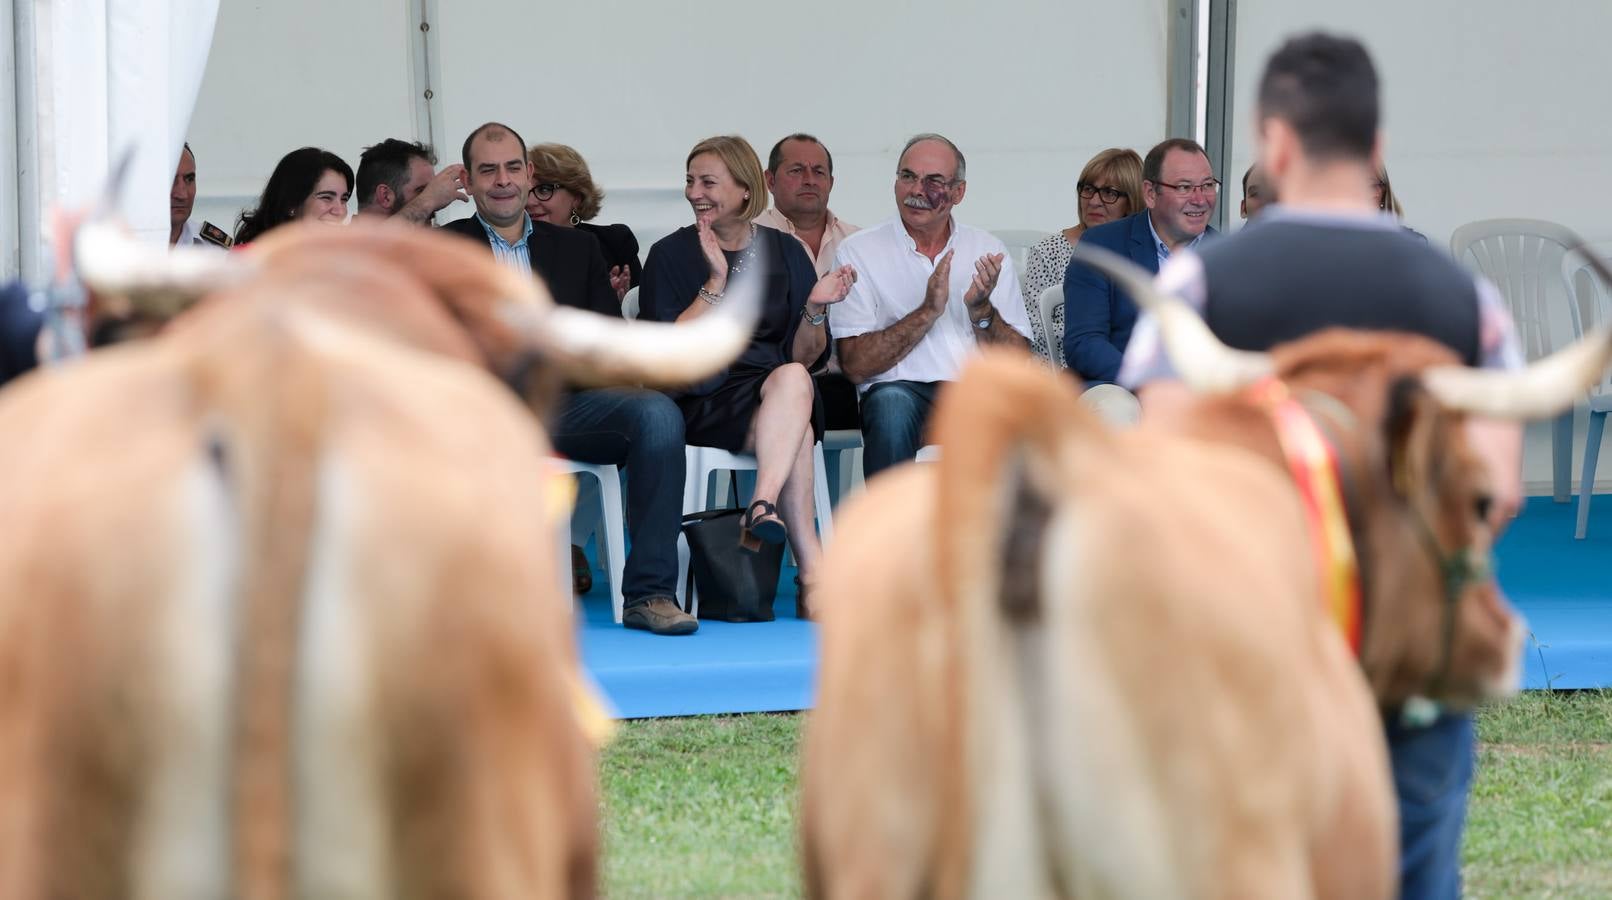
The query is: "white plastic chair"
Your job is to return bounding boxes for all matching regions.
[621,285,640,320]
[1038,283,1066,368]
[559,460,627,623]
[678,443,834,613]
[1565,253,1612,538]
[991,229,1047,292]
[1450,219,1579,502]
[822,428,864,507]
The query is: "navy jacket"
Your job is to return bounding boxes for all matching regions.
[0,281,42,388]
[438,215,618,317]
[1061,212,1215,384]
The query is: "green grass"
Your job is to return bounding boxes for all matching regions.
[1466,690,1612,899]
[600,692,1612,898]
[600,714,803,899]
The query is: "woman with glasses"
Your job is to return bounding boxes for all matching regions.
[525,143,641,302]
[1022,148,1143,362]
[640,135,856,614]
[1373,165,1429,242]
[233,147,353,245]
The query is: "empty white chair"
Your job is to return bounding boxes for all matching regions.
[559,460,627,622]
[678,443,834,612]
[991,229,1047,292]
[1565,253,1612,538]
[1450,219,1578,502]
[822,428,864,506]
[1038,283,1066,368]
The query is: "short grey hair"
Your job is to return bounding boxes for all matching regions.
[900,132,966,182]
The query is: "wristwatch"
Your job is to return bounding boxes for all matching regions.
[802,306,827,326]
[972,307,995,330]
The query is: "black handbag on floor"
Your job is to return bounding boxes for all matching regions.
[680,507,783,622]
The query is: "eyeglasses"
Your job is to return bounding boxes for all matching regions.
[529,182,558,201]
[896,169,960,190]
[1148,179,1221,199]
[1078,182,1126,204]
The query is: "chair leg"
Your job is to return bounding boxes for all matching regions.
[813,442,834,544]
[1554,410,1574,503]
[1575,410,1606,539]
[597,468,627,624]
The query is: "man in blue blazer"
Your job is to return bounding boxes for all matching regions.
[1062,138,1220,383]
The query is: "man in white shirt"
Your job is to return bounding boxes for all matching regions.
[169,144,230,249]
[833,133,1031,477]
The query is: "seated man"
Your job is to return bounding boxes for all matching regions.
[757,132,862,431]
[833,133,1030,478]
[1062,138,1219,385]
[354,138,468,226]
[440,121,697,636]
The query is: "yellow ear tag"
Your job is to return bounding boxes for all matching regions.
[568,670,617,748]
[545,465,579,527]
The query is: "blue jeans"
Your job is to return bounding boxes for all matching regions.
[1384,709,1476,900]
[550,388,685,606]
[860,380,943,479]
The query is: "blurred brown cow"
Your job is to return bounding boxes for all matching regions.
[801,248,1612,899]
[0,221,757,899]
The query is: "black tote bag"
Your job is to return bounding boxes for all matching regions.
[680,507,784,622]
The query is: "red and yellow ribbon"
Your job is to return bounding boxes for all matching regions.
[1247,379,1363,654]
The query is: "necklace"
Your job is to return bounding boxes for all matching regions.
[727,223,760,276]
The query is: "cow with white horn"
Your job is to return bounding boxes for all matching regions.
[0,218,763,898]
[802,240,1612,900]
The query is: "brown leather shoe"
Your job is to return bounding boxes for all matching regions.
[571,544,593,596]
[622,596,699,636]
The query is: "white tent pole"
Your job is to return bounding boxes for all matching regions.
[12,0,42,282]
[1,0,18,279]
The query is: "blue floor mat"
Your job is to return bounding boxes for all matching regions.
[577,496,1612,718]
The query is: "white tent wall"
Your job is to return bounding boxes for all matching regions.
[4,0,219,281]
[190,0,1174,245]
[187,0,422,238]
[434,0,1170,241]
[1228,2,1612,492]
[1228,1,1612,248]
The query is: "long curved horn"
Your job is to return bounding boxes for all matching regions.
[1423,244,1612,419]
[1423,325,1612,419]
[501,255,764,389]
[1068,244,1271,392]
[73,219,252,321]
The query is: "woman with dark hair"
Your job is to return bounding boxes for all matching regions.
[525,143,640,301]
[234,147,353,245]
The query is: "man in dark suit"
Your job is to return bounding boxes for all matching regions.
[0,281,43,388]
[1061,138,1219,384]
[441,122,699,636]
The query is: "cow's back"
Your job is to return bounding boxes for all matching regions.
[802,354,1395,899]
[0,297,598,898]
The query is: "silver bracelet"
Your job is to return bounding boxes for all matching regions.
[698,286,724,305]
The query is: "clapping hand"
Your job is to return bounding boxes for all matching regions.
[807,265,857,307]
[609,265,631,302]
[963,253,1004,307]
[922,250,954,314]
[696,213,728,294]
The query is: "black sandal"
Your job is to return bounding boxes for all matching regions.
[740,498,788,550]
